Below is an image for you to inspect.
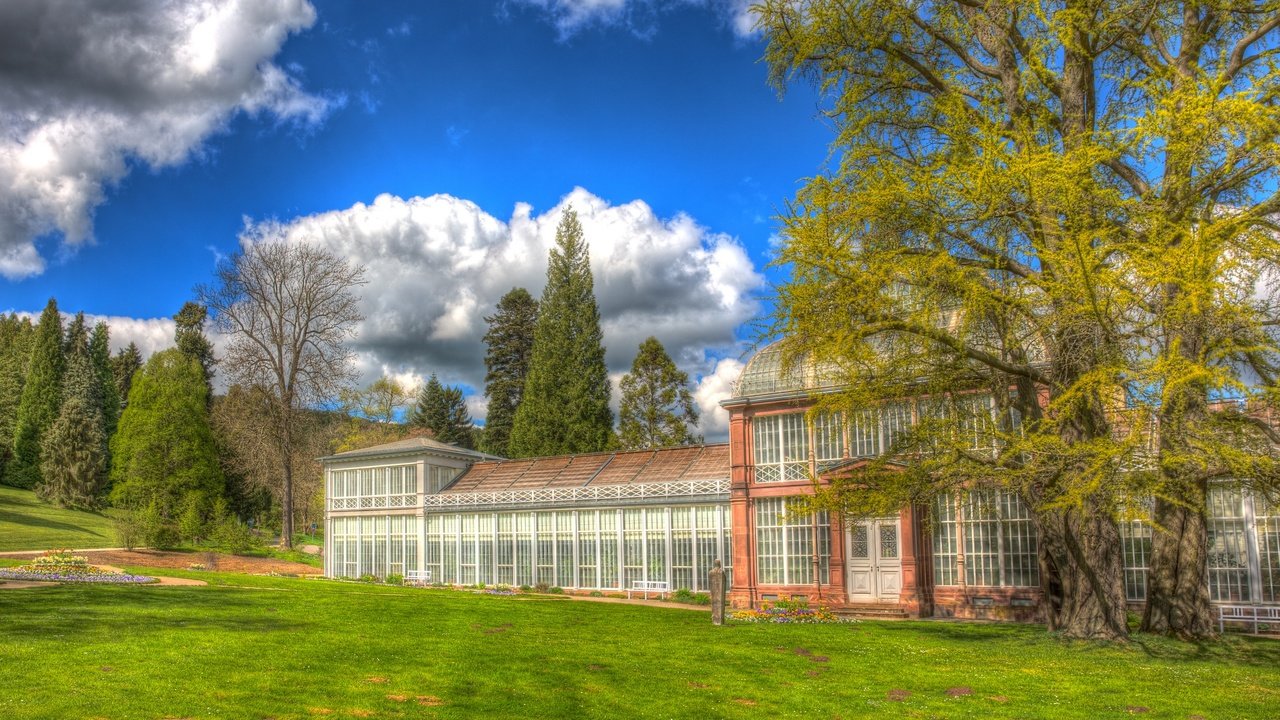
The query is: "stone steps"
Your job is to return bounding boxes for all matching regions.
[834,603,910,620]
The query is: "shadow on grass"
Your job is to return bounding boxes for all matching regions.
[0,584,311,638]
[0,508,110,536]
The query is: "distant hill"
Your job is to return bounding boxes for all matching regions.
[0,485,121,552]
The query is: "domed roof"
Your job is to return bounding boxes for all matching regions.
[731,340,842,399]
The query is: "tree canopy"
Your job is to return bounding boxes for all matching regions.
[618,337,701,450]
[759,0,1280,640]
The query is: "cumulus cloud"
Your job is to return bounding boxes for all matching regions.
[693,357,744,439]
[506,0,759,40]
[0,0,337,279]
[247,187,762,440]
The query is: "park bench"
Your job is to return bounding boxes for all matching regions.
[1217,604,1280,634]
[403,569,432,587]
[627,580,669,600]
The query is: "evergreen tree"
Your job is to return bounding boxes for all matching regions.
[109,349,224,516]
[8,299,65,489]
[410,374,475,448]
[64,312,88,358]
[89,322,121,438]
[0,314,34,480]
[481,288,538,457]
[617,337,700,450]
[174,301,216,399]
[37,349,107,509]
[509,209,613,457]
[111,342,143,406]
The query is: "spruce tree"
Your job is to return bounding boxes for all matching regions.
[89,322,121,438]
[410,374,474,448]
[37,348,107,509]
[111,343,143,407]
[8,299,65,489]
[509,208,613,457]
[0,314,33,480]
[481,288,538,457]
[109,349,224,516]
[617,337,700,450]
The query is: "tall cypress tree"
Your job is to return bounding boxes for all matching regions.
[112,342,143,407]
[89,322,121,438]
[509,208,613,457]
[38,342,107,509]
[617,337,701,450]
[7,299,65,489]
[0,314,34,480]
[481,288,538,457]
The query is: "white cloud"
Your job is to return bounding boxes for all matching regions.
[693,357,743,440]
[7,311,179,363]
[246,187,763,437]
[506,0,759,40]
[0,0,337,279]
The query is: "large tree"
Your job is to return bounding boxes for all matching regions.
[8,299,65,489]
[618,337,700,450]
[109,349,223,515]
[88,322,121,440]
[38,339,107,509]
[199,239,364,548]
[343,376,412,425]
[174,301,216,402]
[111,342,143,407]
[0,314,34,480]
[481,287,539,457]
[509,209,614,457]
[411,374,475,449]
[758,0,1280,639]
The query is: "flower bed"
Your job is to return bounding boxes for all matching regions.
[0,549,156,584]
[729,599,856,624]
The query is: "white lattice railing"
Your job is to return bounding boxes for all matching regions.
[424,479,731,510]
[329,494,418,511]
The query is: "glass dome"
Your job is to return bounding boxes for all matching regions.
[732,340,842,399]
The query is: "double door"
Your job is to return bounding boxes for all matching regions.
[847,518,902,601]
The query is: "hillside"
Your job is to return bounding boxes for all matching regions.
[0,485,121,552]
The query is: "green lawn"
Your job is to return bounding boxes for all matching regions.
[1,570,1277,719]
[0,485,121,552]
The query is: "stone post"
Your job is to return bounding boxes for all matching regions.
[710,559,727,625]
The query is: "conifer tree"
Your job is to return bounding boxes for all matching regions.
[411,374,474,448]
[174,301,216,399]
[37,347,107,509]
[89,322,121,438]
[64,312,88,358]
[111,342,143,406]
[8,299,65,489]
[0,314,34,480]
[481,288,538,457]
[617,337,700,450]
[109,349,224,516]
[509,209,613,457]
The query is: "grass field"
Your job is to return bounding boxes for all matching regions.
[0,485,121,551]
[2,569,1277,719]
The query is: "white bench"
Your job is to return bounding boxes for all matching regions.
[403,569,432,586]
[628,580,669,600]
[1218,604,1280,634]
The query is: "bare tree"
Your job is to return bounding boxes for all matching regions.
[199,240,365,548]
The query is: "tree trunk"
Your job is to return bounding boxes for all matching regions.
[1038,498,1130,640]
[280,411,295,550]
[1142,483,1214,638]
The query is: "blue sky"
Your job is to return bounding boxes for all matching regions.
[0,0,830,438]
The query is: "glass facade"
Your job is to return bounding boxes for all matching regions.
[754,497,831,585]
[329,514,419,579]
[419,505,730,591]
[329,465,418,509]
[931,490,1039,588]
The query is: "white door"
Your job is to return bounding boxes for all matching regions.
[847,518,902,601]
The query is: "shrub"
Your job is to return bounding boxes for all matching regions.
[671,588,712,606]
[177,493,207,545]
[518,585,533,593]
[113,512,143,551]
[137,502,179,550]
[387,573,404,585]
[548,586,565,594]
[213,516,258,554]
[358,574,378,583]
[589,590,604,597]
